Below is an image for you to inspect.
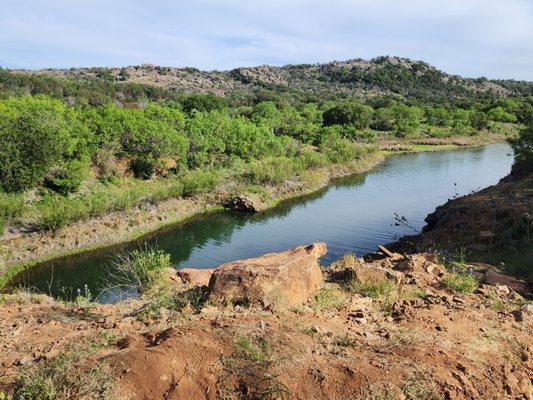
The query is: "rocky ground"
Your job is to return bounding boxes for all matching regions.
[1,243,531,400]
[394,170,533,284]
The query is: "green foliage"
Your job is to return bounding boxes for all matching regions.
[181,93,226,113]
[442,273,478,294]
[111,246,171,293]
[83,104,189,178]
[372,104,422,136]
[469,111,489,130]
[510,120,533,174]
[0,96,89,192]
[487,106,517,123]
[319,129,371,163]
[323,101,373,129]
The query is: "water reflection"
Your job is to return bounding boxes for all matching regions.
[11,144,512,302]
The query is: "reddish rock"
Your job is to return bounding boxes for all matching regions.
[161,268,181,284]
[178,268,215,287]
[208,243,326,309]
[484,270,527,294]
[352,263,402,285]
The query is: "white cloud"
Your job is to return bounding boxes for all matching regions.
[0,0,531,79]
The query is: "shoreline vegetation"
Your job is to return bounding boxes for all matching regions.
[0,134,511,289]
[0,57,531,289]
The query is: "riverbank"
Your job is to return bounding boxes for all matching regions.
[1,244,531,399]
[393,173,533,284]
[392,169,533,284]
[0,133,509,289]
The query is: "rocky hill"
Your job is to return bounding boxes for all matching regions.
[10,56,533,102]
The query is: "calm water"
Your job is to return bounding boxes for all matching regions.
[12,143,513,302]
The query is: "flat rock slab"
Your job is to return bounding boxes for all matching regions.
[208,243,326,309]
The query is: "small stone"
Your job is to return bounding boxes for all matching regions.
[495,285,510,295]
[348,311,365,319]
[16,356,33,366]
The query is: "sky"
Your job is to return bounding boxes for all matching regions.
[1,0,532,80]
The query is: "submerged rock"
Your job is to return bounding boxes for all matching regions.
[208,243,326,309]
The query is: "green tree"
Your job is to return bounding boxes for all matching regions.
[0,96,90,192]
[181,93,226,113]
[469,111,489,130]
[487,106,517,123]
[510,120,533,174]
[323,101,373,129]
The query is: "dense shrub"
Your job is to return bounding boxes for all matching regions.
[181,93,226,113]
[487,106,517,123]
[372,104,422,136]
[319,129,370,163]
[510,120,533,174]
[0,96,90,192]
[83,104,189,178]
[323,101,373,129]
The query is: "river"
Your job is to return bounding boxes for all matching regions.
[11,143,513,302]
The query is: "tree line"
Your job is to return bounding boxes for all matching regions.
[0,92,530,195]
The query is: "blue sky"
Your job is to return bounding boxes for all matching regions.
[1,0,532,80]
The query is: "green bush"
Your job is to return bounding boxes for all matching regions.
[442,274,478,294]
[510,120,533,174]
[323,101,373,129]
[487,106,517,123]
[181,169,220,196]
[319,130,369,163]
[43,161,87,195]
[0,96,90,192]
[111,246,172,293]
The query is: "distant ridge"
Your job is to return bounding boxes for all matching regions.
[6,56,533,102]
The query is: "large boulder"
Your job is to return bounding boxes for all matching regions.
[484,270,527,294]
[224,194,263,212]
[352,263,403,285]
[207,243,326,309]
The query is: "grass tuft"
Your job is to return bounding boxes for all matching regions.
[442,273,478,294]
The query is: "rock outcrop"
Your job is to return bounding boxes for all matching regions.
[224,195,263,212]
[484,269,528,295]
[207,243,326,309]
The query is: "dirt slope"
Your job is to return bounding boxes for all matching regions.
[1,252,531,400]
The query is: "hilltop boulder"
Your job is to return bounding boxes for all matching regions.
[208,243,326,309]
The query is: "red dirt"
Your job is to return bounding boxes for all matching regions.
[1,254,531,400]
